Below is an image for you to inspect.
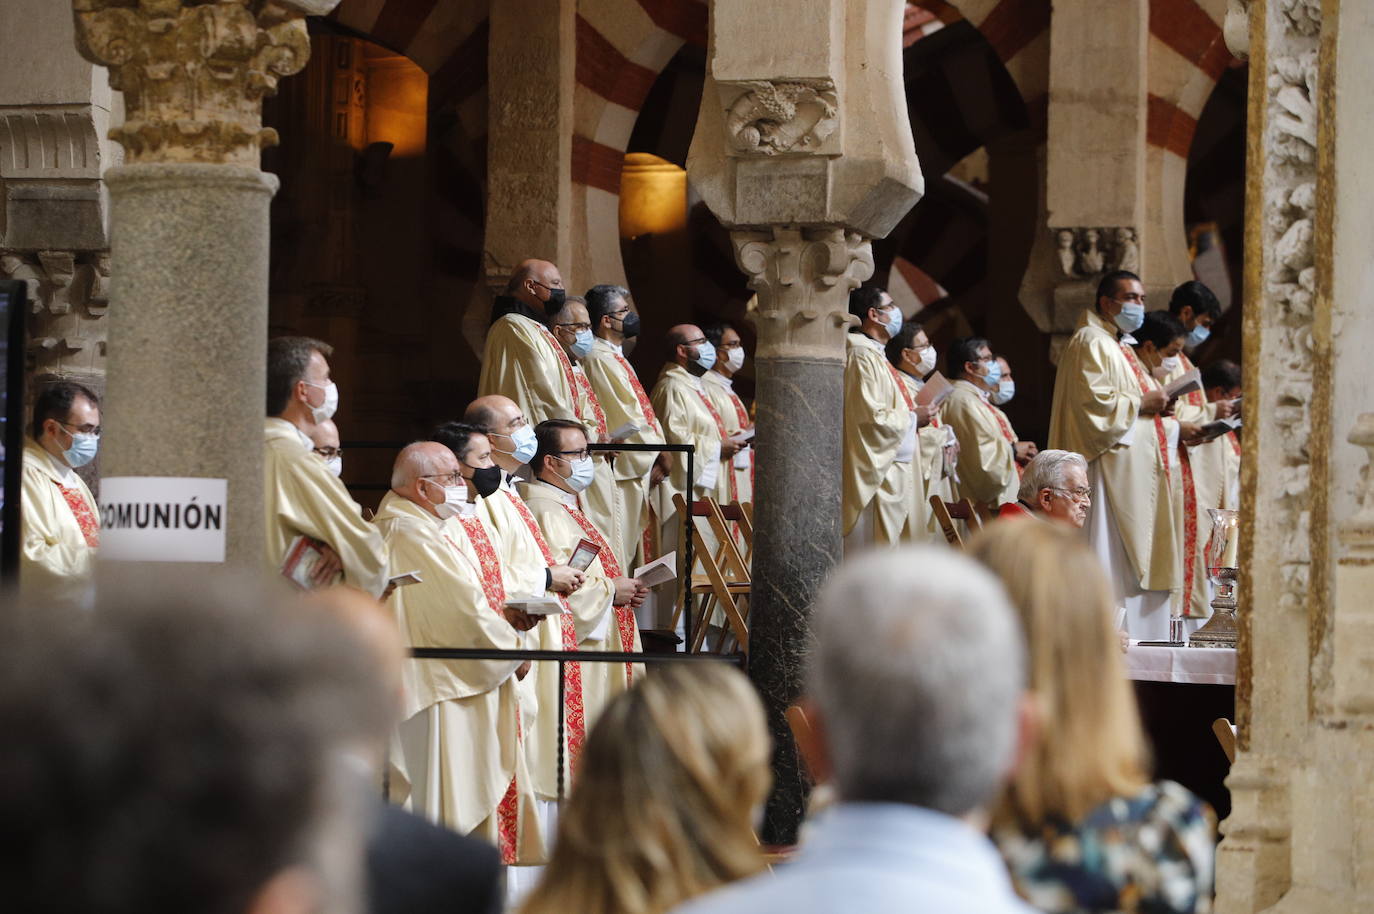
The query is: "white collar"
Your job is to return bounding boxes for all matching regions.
[854,333,886,353]
[1120,332,1138,346]
[955,378,992,403]
[593,336,623,356]
[45,449,77,485]
[536,478,580,508]
[702,370,732,390]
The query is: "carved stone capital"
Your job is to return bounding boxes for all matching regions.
[71,0,338,165]
[1050,225,1140,280]
[733,226,872,361]
[719,79,840,157]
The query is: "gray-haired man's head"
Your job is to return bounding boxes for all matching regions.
[807,547,1027,816]
[1018,449,1090,528]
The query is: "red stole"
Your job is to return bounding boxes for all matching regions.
[55,480,100,548]
[696,386,739,505]
[562,502,638,683]
[612,350,663,435]
[502,490,586,770]
[1120,344,1173,478]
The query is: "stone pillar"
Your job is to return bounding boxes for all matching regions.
[1,0,122,389]
[687,0,922,842]
[72,0,336,571]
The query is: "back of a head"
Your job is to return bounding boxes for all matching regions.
[808,547,1025,816]
[1202,358,1241,392]
[1135,309,1186,351]
[267,336,332,416]
[847,286,885,324]
[520,664,771,914]
[0,573,392,914]
[966,521,1148,825]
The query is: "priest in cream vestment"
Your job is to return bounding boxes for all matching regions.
[885,326,956,541]
[1049,272,1180,639]
[702,322,754,514]
[21,381,103,607]
[842,287,915,551]
[582,284,669,569]
[523,419,647,726]
[265,337,386,596]
[478,259,578,428]
[940,338,1022,511]
[377,442,545,865]
[649,326,728,628]
[436,414,589,835]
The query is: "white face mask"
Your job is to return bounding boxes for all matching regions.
[427,480,468,519]
[325,455,343,477]
[1160,355,1182,375]
[723,347,745,373]
[304,380,339,423]
[563,456,596,492]
[882,306,903,339]
[913,346,936,376]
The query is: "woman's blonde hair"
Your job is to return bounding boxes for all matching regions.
[519,663,772,914]
[967,520,1149,826]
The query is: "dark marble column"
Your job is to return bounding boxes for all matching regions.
[734,227,872,843]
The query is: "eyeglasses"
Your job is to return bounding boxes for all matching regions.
[682,337,707,347]
[1049,486,1092,503]
[420,471,464,487]
[554,321,592,332]
[717,340,743,350]
[553,449,591,461]
[312,446,343,459]
[531,279,563,293]
[61,421,101,437]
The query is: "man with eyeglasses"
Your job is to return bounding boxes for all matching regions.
[1050,270,1178,640]
[308,418,343,478]
[843,286,916,552]
[701,322,754,518]
[581,283,670,569]
[650,324,730,627]
[478,259,578,430]
[265,336,387,596]
[522,419,646,724]
[999,449,1091,528]
[21,379,103,606]
[549,295,624,567]
[941,337,1029,513]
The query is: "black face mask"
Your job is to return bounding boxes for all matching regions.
[542,286,567,316]
[467,464,503,498]
[616,311,641,338]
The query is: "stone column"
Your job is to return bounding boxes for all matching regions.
[72,0,336,572]
[687,0,922,842]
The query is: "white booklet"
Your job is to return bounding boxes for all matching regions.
[916,372,954,409]
[505,594,567,615]
[1163,368,1202,400]
[609,421,640,440]
[634,551,678,587]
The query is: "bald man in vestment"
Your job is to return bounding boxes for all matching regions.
[478,259,578,428]
[376,442,545,865]
[265,336,387,596]
[842,286,915,552]
[649,324,730,628]
[1049,271,1181,639]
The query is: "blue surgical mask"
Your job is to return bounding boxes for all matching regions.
[570,329,594,359]
[1114,302,1145,334]
[978,359,1003,389]
[564,456,596,492]
[495,424,538,465]
[1187,324,1210,348]
[694,341,717,371]
[62,430,99,468]
[991,378,1015,406]
[884,307,903,339]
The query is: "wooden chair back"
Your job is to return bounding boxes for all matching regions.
[1213,717,1237,765]
[929,495,983,548]
[671,494,750,654]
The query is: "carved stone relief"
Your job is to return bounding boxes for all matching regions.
[720,79,840,157]
[0,250,110,379]
[1049,226,1141,279]
[71,0,319,166]
[732,226,872,359]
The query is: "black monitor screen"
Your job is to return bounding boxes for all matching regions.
[0,280,26,580]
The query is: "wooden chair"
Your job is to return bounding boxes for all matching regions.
[929,495,983,548]
[723,501,754,563]
[1212,717,1236,765]
[670,494,750,654]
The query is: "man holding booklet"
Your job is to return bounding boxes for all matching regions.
[1050,271,1182,641]
[522,419,648,726]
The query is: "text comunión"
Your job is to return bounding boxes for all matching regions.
[101,498,223,531]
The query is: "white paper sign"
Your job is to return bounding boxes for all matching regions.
[99,476,227,563]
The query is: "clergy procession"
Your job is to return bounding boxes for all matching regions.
[14,253,1237,913]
